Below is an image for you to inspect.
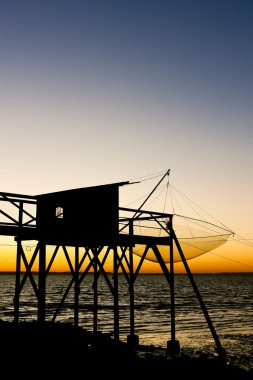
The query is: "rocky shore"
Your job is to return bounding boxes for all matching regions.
[0,321,252,379]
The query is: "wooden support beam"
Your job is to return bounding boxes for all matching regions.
[38,242,46,323]
[172,230,226,358]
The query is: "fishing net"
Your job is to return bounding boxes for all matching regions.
[119,171,233,263]
[122,214,232,263]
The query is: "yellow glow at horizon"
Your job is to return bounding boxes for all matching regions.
[0,236,252,274]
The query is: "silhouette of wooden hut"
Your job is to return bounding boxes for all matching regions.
[36,181,129,246]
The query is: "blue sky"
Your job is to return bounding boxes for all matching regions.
[0,0,253,270]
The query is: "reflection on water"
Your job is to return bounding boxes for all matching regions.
[0,273,252,357]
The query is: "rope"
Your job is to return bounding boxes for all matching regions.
[174,214,233,236]
[124,183,167,207]
[210,252,253,270]
[0,243,16,246]
[168,179,175,214]
[169,183,234,234]
[232,235,253,248]
[162,178,170,214]
[129,170,166,183]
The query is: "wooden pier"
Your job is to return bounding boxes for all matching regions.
[0,176,226,358]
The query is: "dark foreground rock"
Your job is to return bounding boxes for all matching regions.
[0,320,252,379]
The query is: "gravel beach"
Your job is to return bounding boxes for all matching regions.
[0,321,252,379]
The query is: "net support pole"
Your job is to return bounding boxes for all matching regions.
[14,239,22,323]
[167,216,180,354]
[113,246,120,342]
[127,219,139,348]
[172,230,226,359]
[38,241,46,323]
[93,249,98,334]
[151,240,180,355]
[74,246,79,327]
[170,219,175,341]
[13,203,24,322]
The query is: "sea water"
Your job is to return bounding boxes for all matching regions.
[0,272,252,368]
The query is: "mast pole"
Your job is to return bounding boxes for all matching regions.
[133,169,170,216]
[119,169,170,233]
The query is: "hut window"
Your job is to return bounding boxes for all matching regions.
[55,205,64,219]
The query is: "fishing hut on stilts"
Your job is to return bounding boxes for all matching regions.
[0,170,230,358]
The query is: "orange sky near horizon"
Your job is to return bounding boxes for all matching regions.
[0,234,252,274]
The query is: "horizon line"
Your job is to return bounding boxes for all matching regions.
[0,270,252,275]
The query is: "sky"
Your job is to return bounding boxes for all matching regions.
[0,0,253,273]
